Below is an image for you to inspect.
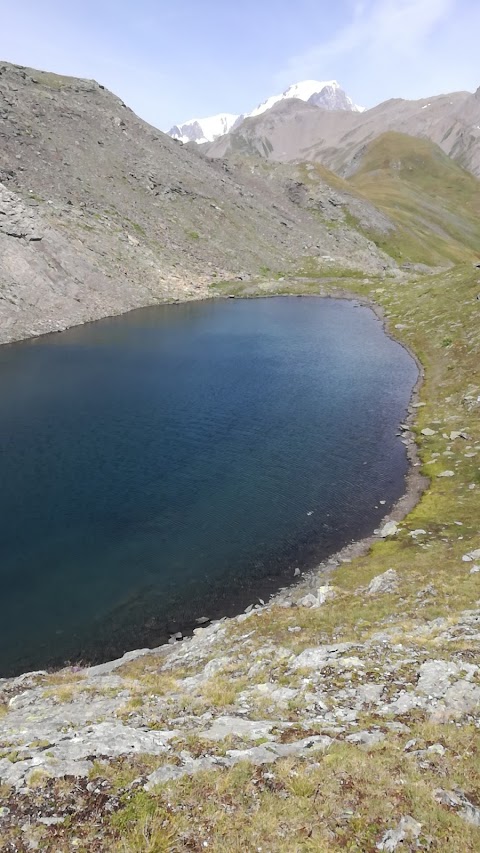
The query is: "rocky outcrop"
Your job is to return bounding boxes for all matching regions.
[1,598,478,790]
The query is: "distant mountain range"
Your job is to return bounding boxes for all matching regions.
[201,85,480,179]
[167,80,363,144]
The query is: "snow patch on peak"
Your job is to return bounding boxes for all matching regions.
[247,79,364,118]
[168,112,239,144]
[284,80,340,100]
[247,80,343,119]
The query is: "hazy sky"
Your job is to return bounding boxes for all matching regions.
[2,0,479,129]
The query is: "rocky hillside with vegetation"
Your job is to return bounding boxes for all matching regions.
[0,62,392,344]
[0,62,479,852]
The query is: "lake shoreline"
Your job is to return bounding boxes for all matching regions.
[0,283,428,679]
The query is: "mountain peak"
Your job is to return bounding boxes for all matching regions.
[283,79,340,99]
[167,80,363,144]
[168,112,239,145]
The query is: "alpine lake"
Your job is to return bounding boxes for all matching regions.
[0,296,418,675]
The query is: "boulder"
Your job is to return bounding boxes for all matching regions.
[366,569,399,595]
[379,521,398,537]
[377,815,422,851]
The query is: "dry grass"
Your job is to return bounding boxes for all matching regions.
[107,732,479,852]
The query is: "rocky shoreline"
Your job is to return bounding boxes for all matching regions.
[0,285,423,679]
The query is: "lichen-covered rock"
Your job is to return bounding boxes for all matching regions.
[366,569,399,595]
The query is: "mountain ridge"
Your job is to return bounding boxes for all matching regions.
[168,79,363,144]
[202,86,480,178]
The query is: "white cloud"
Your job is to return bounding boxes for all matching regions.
[276,0,455,86]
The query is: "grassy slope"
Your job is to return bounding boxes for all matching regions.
[348,131,480,265]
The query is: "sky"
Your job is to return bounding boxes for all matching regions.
[1,0,479,130]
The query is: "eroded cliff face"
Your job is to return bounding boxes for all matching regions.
[0,62,393,344]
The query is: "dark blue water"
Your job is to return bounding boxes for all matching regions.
[0,297,417,675]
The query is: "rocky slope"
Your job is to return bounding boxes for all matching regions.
[0,62,393,344]
[203,86,480,178]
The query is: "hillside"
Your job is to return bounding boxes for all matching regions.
[203,87,480,179]
[241,132,480,269]
[0,62,390,344]
[348,132,480,266]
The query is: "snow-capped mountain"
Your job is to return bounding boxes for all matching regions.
[248,80,363,117]
[167,80,364,144]
[168,113,239,145]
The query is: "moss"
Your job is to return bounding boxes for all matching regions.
[29,70,78,89]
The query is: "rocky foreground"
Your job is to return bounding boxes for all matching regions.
[0,563,479,851]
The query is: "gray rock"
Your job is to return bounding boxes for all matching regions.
[377,815,422,851]
[145,735,332,789]
[291,643,353,670]
[366,569,399,595]
[317,584,335,605]
[430,680,480,722]
[145,754,230,790]
[427,743,446,756]
[227,735,332,765]
[354,683,385,707]
[0,722,180,788]
[298,593,318,608]
[199,716,277,742]
[434,788,480,827]
[197,657,229,682]
[254,684,298,705]
[346,730,385,747]
[379,522,399,538]
[84,646,158,677]
[462,547,480,562]
[416,660,459,698]
[37,816,65,826]
[379,691,425,716]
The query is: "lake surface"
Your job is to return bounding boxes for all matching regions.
[0,297,417,676]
